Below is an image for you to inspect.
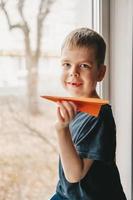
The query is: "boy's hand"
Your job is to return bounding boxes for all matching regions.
[55,101,77,131]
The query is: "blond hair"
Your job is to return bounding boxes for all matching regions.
[61,27,106,66]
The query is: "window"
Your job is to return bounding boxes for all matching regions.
[0,0,93,95]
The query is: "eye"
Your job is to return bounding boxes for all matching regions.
[80,63,92,69]
[61,63,71,68]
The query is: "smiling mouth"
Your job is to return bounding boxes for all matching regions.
[66,82,83,87]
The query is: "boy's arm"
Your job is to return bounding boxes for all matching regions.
[55,101,94,183]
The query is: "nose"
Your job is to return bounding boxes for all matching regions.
[69,65,80,77]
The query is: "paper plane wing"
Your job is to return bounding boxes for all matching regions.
[41,95,109,117]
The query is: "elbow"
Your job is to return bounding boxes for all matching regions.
[65,174,82,183]
[66,177,81,183]
[65,168,91,183]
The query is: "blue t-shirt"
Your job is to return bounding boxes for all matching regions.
[56,104,127,200]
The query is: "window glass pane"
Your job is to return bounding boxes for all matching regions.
[0,1,101,199]
[0,0,93,95]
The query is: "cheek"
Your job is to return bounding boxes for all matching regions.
[84,72,95,81]
[83,72,98,86]
[90,69,99,80]
[60,72,66,85]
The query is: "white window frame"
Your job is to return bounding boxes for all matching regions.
[92,1,132,200]
[92,0,110,99]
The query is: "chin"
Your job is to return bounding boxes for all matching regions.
[68,91,83,97]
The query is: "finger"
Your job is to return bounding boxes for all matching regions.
[56,105,64,122]
[62,101,76,120]
[68,101,77,114]
[63,101,77,116]
[57,102,69,121]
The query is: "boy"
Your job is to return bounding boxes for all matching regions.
[50,28,127,200]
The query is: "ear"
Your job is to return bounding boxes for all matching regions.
[97,65,106,82]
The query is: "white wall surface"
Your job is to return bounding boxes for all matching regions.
[110,0,132,199]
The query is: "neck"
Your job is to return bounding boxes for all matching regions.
[88,90,100,98]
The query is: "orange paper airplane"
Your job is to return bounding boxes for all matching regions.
[41,95,109,117]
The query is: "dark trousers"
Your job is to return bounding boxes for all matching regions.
[50,194,61,200]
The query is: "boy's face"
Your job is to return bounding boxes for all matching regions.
[60,46,106,98]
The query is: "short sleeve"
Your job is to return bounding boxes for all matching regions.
[69,105,116,163]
